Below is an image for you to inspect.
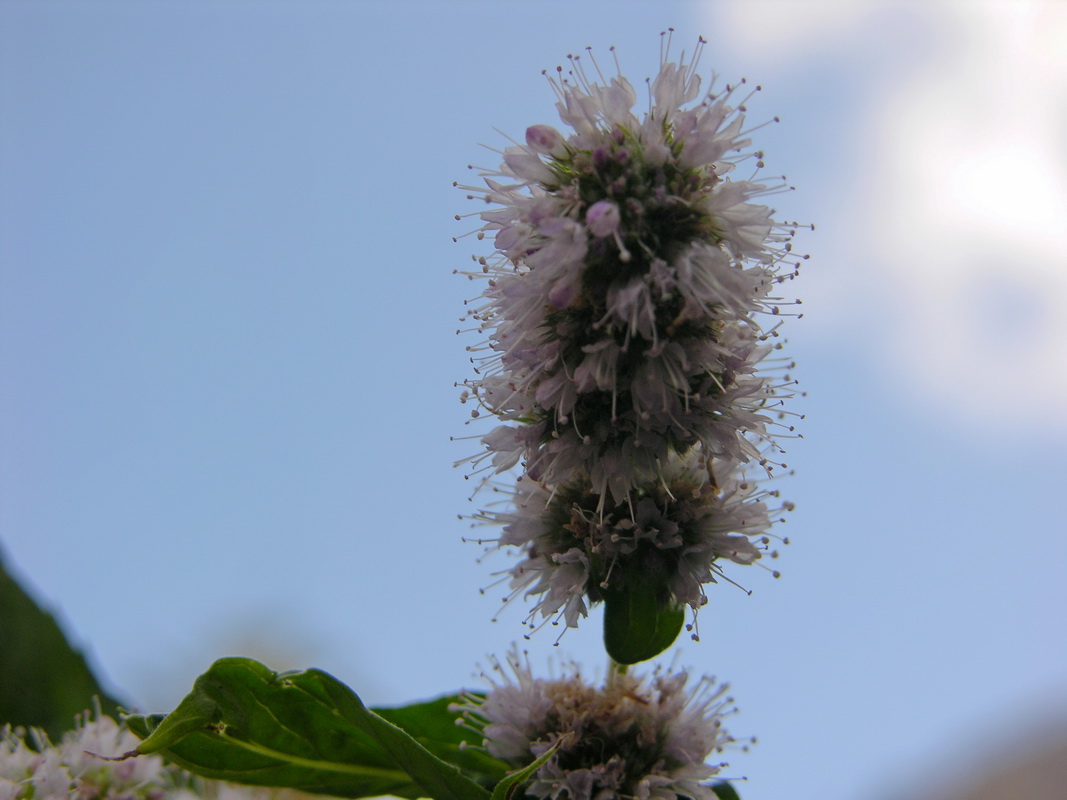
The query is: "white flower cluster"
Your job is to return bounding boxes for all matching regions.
[0,715,284,800]
[453,650,738,800]
[458,35,804,633]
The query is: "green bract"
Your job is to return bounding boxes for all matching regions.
[602,580,686,664]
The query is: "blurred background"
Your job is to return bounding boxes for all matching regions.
[2,2,1065,798]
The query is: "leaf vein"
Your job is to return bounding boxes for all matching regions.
[216,733,409,782]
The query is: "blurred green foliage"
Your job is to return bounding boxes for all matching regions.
[0,547,123,738]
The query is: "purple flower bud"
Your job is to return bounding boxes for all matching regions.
[525,124,564,154]
[586,200,621,238]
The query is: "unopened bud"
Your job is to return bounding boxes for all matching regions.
[586,200,621,238]
[525,124,564,155]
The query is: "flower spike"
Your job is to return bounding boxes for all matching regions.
[458,37,804,658]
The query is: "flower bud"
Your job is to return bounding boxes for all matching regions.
[585,199,621,238]
[525,124,564,155]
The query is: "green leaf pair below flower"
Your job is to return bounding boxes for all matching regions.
[124,658,512,800]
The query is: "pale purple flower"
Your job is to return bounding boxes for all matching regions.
[0,714,291,800]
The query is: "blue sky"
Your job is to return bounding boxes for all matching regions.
[2,3,1066,800]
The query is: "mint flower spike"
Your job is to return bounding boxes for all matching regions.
[451,648,741,800]
[456,35,806,504]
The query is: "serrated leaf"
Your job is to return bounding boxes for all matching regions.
[602,581,684,665]
[374,695,507,789]
[124,658,491,800]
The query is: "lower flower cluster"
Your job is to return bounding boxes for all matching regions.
[453,651,738,800]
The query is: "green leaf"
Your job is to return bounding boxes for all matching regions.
[711,780,742,800]
[0,547,123,737]
[489,734,567,800]
[124,658,492,800]
[602,581,684,665]
[374,696,507,789]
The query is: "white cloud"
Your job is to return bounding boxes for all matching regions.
[717,1,873,58]
[871,3,1067,426]
[713,2,1067,430]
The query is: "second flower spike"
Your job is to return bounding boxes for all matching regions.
[452,648,741,800]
